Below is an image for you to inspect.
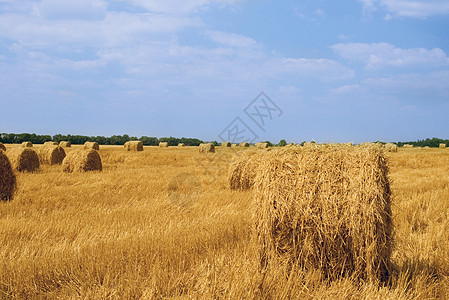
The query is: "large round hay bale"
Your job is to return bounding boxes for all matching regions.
[124,141,143,151]
[62,149,102,173]
[84,141,100,151]
[159,142,169,148]
[228,151,261,191]
[59,141,71,148]
[0,142,6,151]
[255,142,268,149]
[199,143,215,153]
[384,143,398,152]
[178,143,185,147]
[7,148,40,172]
[222,142,231,147]
[254,144,392,283]
[0,151,15,201]
[239,142,249,147]
[439,143,447,149]
[44,141,58,146]
[22,142,33,148]
[38,145,66,165]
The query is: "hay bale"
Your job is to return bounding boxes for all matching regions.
[254,144,392,283]
[199,143,215,153]
[424,146,430,149]
[0,151,15,201]
[228,151,261,191]
[62,149,102,172]
[59,141,71,148]
[38,145,66,165]
[384,143,398,153]
[239,142,250,147]
[0,143,6,152]
[403,144,413,148]
[22,142,33,148]
[439,143,447,149]
[84,141,100,151]
[222,142,231,147]
[124,141,143,151]
[231,144,238,148]
[7,148,40,172]
[255,142,268,149]
[44,141,58,146]
[178,143,185,147]
[159,142,169,148]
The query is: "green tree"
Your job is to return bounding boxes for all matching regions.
[278,139,287,147]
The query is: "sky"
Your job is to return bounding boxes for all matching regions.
[0,0,448,144]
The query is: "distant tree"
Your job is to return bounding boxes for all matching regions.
[278,139,287,147]
[264,141,273,147]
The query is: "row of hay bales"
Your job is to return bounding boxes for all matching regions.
[228,143,392,283]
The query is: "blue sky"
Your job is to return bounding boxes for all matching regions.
[0,0,448,143]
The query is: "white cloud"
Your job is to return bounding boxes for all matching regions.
[359,0,449,18]
[205,30,258,48]
[33,0,108,20]
[332,42,449,69]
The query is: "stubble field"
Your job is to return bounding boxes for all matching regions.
[1,145,448,299]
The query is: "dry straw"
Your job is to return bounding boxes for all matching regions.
[38,145,66,165]
[222,142,231,147]
[253,144,392,284]
[403,144,414,148]
[59,141,71,147]
[239,142,250,147]
[44,141,58,146]
[124,141,143,151]
[62,149,102,172]
[440,143,447,149]
[199,143,215,153]
[84,141,100,151]
[255,142,268,149]
[159,142,169,148]
[384,143,398,153]
[7,148,40,172]
[0,150,15,201]
[0,142,6,151]
[22,142,33,148]
[228,151,262,191]
[178,143,185,147]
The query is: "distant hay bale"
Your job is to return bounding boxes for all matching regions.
[178,143,185,147]
[38,146,66,165]
[231,144,238,148]
[199,143,215,153]
[229,151,262,191]
[159,142,169,148]
[440,143,447,149]
[7,148,40,172]
[124,141,143,151]
[84,141,100,151]
[424,146,430,149]
[22,142,33,148]
[255,142,268,149]
[384,143,398,153]
[222,142,231,147]
[254,144,392,283]
[44,141,58,146]
[0,151,15,201]
[403,144,414,148]
[62,149,102,173]
[344,142,353,146]
[0,143,6,152]
[239,142,250,147]
[59,141,71,148]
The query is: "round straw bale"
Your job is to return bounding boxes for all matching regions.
[38,145,66,165]
[84,141,100,151]
[231,144,237,148]
[59,141,71,147]
[439,143,447,149]
[62,149,102,173]
[199,143,215,153]
[7,148,40,172]
[222,142,231,147]
[22,142,33,148]
[0,151,15,201]
[178,143,185,147]
[384,143,398,153]
[44,141,58,146]
[124,141,143,151]
[228,151,262,191]
[239,142,250,147]
[0,143,6,152]
[159,142,169,148]
[254,144,392,283]
[403,144,413,148]
[255,142,268,149]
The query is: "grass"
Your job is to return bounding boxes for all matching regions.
[0,145,448,299]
